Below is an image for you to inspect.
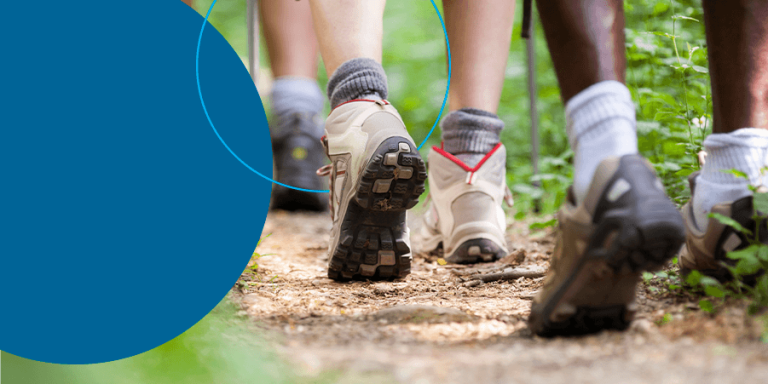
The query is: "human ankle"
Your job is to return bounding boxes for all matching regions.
[326,58,388,108]
[440,108,503,168]
[566,81,638,204]
[692,128,768,230]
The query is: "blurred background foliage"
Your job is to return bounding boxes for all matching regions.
[194,0,711,217]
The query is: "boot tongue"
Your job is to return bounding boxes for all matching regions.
[455,153,485,168]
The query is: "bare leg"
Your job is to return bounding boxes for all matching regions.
[416,1,516,266]
[536,0,636,205]
[536,0,626,102]
[690,1,768,232]
[443,0,516,113]
[260,0,319,79]
[262,2,326,211]
[307,1,426,282]
[528,1,687,338]
[308,0,386,77]
[702,0,768,133]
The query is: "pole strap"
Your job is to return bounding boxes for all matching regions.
[521,0,533,39]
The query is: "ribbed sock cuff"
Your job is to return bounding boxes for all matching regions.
[693,128,768,229]
[565,81,638,204]
[326,58,388,108]
[700,128,768,185]
[565,80,636,150]
[440,108,503,155]
[271,77,324,117]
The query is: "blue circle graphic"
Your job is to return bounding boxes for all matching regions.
[0,1,271,363]
[198,0,452,194]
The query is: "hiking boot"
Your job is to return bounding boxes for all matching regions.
[417,143,512,263]
[528,154,685,336]
[679,171,768,283]
[271,112,328,211]
[318,100,427,281]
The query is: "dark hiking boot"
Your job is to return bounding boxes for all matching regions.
[528,154,685,336]
[679,171,768,284]
[271,112,328,211]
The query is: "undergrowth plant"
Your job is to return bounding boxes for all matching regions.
[245,233,277,283]
[644,177,768,321]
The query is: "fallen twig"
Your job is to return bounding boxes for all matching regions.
[450,266,506,277]
[466,268,546,283]
[462,280,483,288]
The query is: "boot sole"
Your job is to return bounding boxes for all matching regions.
[328,137,427,281]
[529,198,685,336]
[444,239,507,264]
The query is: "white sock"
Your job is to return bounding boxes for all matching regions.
[692,128,768,231]
[566,81,638,204]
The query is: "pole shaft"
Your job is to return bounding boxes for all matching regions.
[247,0,260,88]
[526,16,541,212]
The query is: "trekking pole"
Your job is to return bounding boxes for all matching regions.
[247,0,260,88]
[522,0,541,213]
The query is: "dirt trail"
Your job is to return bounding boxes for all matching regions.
[234,210,768,383]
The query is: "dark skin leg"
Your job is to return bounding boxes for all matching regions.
[703,0,768,133]
[536,0,626,103]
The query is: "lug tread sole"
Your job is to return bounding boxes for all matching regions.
[328,137,426,281]
[444,239,507,264]
[530,206,685,337]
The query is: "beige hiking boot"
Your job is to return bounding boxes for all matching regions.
[528,154,685,336]
[416,143,512,263]
[318,99,427,281]
[679,171,768,282]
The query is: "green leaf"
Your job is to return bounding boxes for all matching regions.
[754,192,768,214]
[758,245,768,263]
[652,3,669,15]
[735,257,762,275]
[699,276,721,287]
[643,271,654,281]
[672,15,700,23]
[529,219,557,230]
[699,299,715,313]
[704,285,725,298]
[256,233,272,247]
[674,168,695,177]
[727,244,761,261]
[721,169,749,180]
[692,65,709,74]
[708,213,753,236]
[686,270,703,286]
[514,211,526,221]
[654,271,670,279]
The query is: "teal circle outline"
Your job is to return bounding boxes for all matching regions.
[196,0,451,193]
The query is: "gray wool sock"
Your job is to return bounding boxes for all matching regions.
[441,108,504,167]
[326,58,388,108]
[270,77,325,139]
